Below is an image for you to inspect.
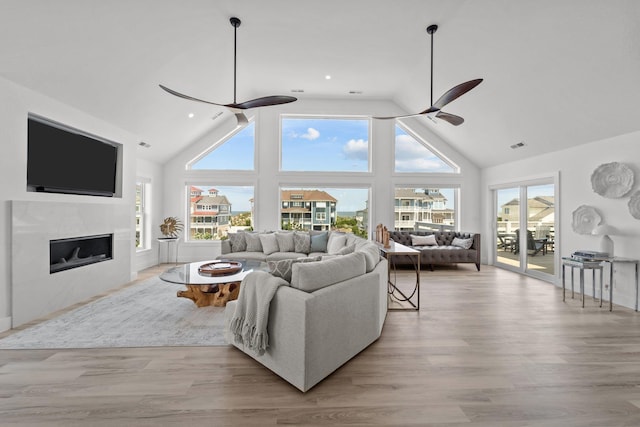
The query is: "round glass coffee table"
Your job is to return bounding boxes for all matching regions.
[160,259,267,307]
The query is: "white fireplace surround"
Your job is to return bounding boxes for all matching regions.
[11,200,132,327]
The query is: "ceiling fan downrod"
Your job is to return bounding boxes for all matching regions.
[426,24,438,107]
[230,17,241,105]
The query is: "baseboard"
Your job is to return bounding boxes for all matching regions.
[0,316,12,332]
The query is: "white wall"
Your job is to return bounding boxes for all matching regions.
[163,98,482,262]
[482,130,640,309]
[0,76,139,330]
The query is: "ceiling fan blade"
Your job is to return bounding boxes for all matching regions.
[372,112,424,120]
[435,111,464,126]
[229,95,298,110]
[159,84,231,107]
[430,78,483,111]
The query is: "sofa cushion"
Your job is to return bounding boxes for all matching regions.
[310,231,329,252]
[452,237,473,249]
[260,233,280,255]
[411,234,437,246]
[228,232,247,252]
[293,231,311,253]
[268,256,321,282]
[336,243,356,255]
[245,232,263,252]
[327,233,347,254]
[265,252,307,262]
[218,251,267,262]
[356,241,382,272]
[275,231,295,252]
[291,252,366,292]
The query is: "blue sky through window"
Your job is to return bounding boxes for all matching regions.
[395,125,455,173]
[281,118,369,171]
[191,122,255,170]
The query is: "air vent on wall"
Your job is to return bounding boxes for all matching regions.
[138,141,151,148]
[291,89,305,93]
[510,141,526,149]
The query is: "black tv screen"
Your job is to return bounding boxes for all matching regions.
[27,116,119,197]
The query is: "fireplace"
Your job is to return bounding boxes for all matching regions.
[50,234,113,273]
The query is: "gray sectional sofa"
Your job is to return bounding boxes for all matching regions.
[220,230,388,392]
[388,230,481,271]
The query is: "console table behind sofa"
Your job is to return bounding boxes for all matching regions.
[388,231,481,271]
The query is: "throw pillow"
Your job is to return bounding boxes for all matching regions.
[327,233,347,254]
[259,233,280,255]
[268,256,321,282]
[309,231,329,252]
[275,231,295,252]
[336,243,356,255]
[290,252,366,292]
[293,231,311,253]
[410,234,437,246]
[244,232,263,252]
[227,232,247,252]
[451,237,473,249]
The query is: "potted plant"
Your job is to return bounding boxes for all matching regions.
[159,216,183,240]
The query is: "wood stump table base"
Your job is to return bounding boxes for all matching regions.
[177,282,240,307]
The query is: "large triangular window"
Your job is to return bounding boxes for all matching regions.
[189,122,255,170]
[394,124,458,173]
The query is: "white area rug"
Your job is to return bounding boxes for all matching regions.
[0,276,228,349]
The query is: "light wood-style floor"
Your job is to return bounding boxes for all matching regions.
[3,264,640,426]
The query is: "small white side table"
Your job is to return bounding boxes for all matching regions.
[157,237,179,266]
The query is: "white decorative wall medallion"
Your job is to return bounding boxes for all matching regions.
[590,162,634,198]
[628,190,640,220]
[571,205,602,234]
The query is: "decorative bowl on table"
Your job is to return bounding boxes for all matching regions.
[198,260,243,276]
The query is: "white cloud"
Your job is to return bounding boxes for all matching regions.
[343,139,368,161]
[301,127,320,140]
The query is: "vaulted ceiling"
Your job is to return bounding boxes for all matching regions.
[2,0,639,168]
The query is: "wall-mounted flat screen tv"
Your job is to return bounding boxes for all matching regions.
[27,116,119,197]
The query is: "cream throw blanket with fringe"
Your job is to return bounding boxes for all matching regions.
[229,271,289,355]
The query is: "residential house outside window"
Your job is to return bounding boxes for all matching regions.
[187,185,254,240]
[280,187,368,237]
[394,187,457,231]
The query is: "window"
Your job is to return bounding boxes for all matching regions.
[394,124,457,173]
[135,180,150,250]
[281,187,368,237]
[187,185,254,240]
[281,117,369,172]
[395,187,457,231]
[189,122,255,170]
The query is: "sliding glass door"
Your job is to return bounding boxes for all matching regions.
[496,187,521,269]
[494,180,557,281]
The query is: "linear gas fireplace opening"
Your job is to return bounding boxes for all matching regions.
[50,234,113,273]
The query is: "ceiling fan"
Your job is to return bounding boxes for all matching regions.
[373,24,482,125]
[159,17,297,125]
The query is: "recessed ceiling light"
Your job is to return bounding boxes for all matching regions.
[325,75,331,80]
[188,113,195,118]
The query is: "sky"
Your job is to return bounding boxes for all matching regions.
[188,118,461,213]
